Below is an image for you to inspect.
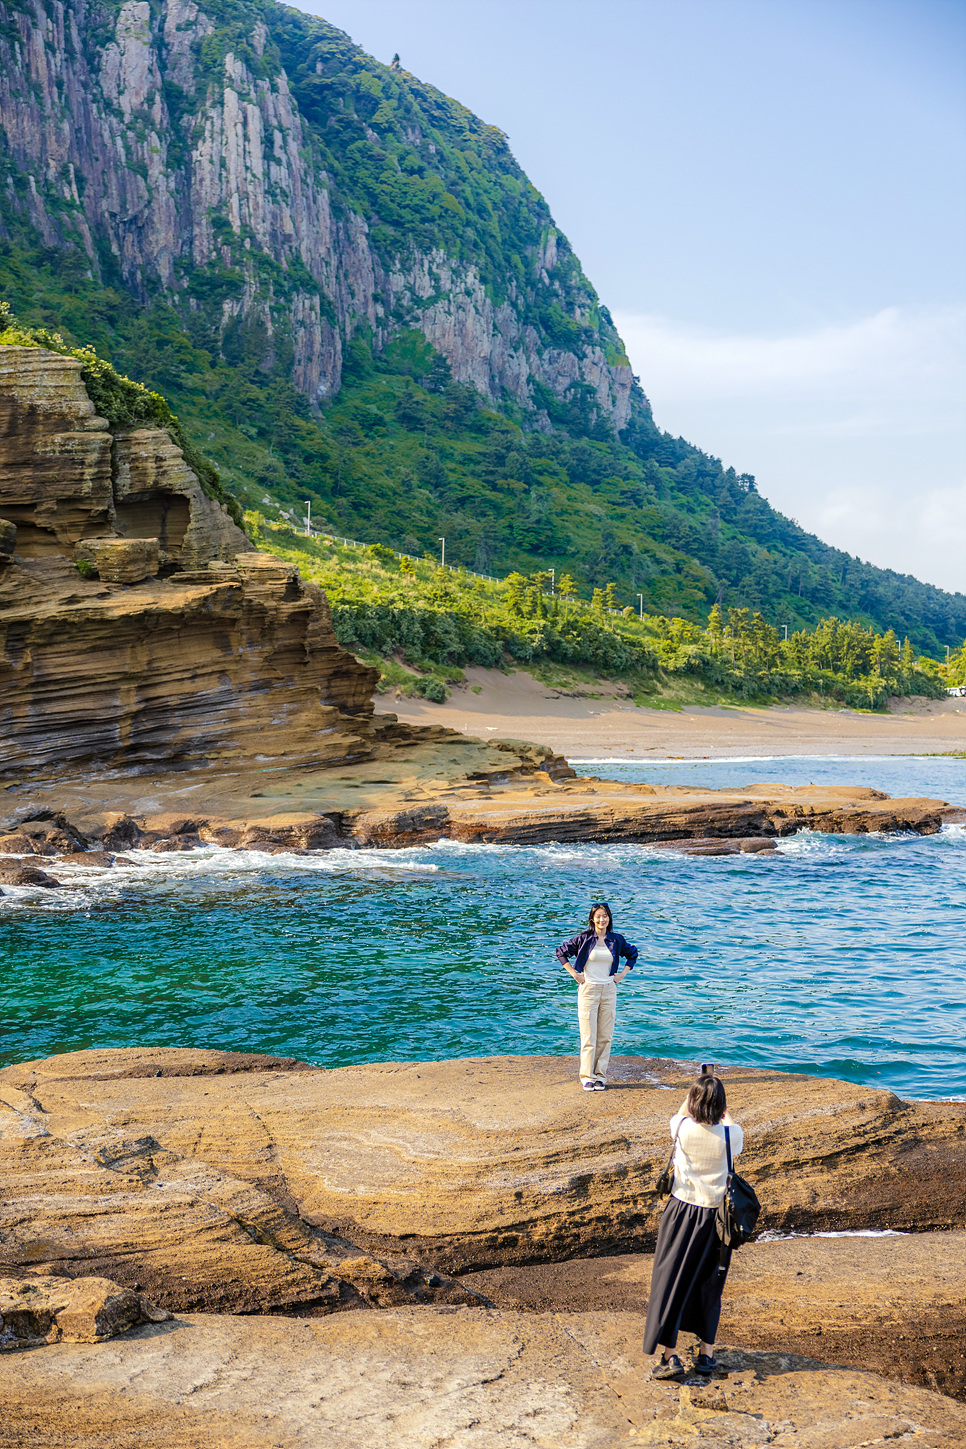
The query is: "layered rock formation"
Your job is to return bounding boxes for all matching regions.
[2,1049,963,1304]
[3,1308,965,1449]
[0,346,245,568]
[0,344,381,772]
[2,344,961,840]
[2,767,958,863]
[0,0,636,425]
[2,1047,966,1441]
[0,1055,486,1316]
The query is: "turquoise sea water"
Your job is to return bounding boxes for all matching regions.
[1,756,963,1099]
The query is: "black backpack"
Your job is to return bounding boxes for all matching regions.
[715,1124,760,1264]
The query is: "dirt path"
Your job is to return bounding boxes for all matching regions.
[375,667,966,759]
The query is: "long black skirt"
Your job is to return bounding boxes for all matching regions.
[642,1196,730,1354]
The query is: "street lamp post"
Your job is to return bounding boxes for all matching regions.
[439,537,446,568]
[304,501,311,536]
[550,567,555,594]
[637,593,644,621]
[781,624,789,642]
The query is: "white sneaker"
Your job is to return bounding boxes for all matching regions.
[593,1081,606,1090]
[582,1081,596,1091]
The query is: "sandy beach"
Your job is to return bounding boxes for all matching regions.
[375,666,966,759]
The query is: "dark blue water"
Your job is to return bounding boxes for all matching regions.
[1,756,963,1099]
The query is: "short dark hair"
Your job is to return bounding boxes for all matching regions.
[587,901,613,930]
[687,1073,726,1125]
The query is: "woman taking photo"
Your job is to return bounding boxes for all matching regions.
[556,902,638,1090]
[643,1069,744,1379]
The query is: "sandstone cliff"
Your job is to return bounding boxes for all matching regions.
[0,0,637,428]
[2,343,960,837]
[0,343,382,772]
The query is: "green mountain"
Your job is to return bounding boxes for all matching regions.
[0,0,962,655]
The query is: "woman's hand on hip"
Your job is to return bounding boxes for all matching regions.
[615,969,629,983]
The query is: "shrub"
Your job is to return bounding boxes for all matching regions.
[0,303,245,530]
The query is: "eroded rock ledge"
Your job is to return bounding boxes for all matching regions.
[2,1049,963,1298]
[1,772,961,877]
[1,1048,965,1424]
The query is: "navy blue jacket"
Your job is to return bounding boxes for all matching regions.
[556,930,638,976]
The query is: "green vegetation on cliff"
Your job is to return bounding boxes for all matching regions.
[3,240,964,660]
[0,0,963,656]
[247,518,946,711]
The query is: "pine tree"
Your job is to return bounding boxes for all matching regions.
[706,603,724,656]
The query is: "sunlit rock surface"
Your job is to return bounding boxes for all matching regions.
[0,4,635,426]
[1,1050,962,1299]
[0,1308,964,1448]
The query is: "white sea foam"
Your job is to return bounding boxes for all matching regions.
[569,754,930,765]
[758,1228,908,1242]
[431,837,642,866]
[0,843,442,911]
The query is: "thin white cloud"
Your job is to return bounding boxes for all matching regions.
[614,304,966,404]
[613,305,966,596]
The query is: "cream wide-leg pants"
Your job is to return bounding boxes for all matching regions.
[577,978,617,1083]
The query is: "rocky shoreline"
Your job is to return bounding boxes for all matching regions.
[3,1048,965,1444]
[1,1048,964,1413]
[2,763,962,886]
[4,350,966,1447]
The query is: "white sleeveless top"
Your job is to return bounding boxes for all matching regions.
[584,940,613,982]
[669,1106,744,1208]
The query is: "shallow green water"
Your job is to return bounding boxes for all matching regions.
[1,756,963,1098]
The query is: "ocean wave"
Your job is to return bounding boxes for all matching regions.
[570,753,936,765]
[431,837,649,869]
[0,843,442,911]
[757,1228,908,1242]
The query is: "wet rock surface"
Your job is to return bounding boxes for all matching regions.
[0,1308,963,1448]
[2,771,958,861]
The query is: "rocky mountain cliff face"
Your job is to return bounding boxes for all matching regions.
[0,0,636,428]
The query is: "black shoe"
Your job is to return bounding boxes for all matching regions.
[693,1353,723,1377]
[652,1354,685,1380]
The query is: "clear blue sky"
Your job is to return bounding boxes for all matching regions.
[305,0,966,594]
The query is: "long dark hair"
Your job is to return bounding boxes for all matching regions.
[587,901,613,931]
[687,1071,726,1125]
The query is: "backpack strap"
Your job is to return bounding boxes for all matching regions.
[718,1125,733,1275]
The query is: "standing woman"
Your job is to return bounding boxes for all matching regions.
[643,1069,744,1379]
[556,902,638,1091]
